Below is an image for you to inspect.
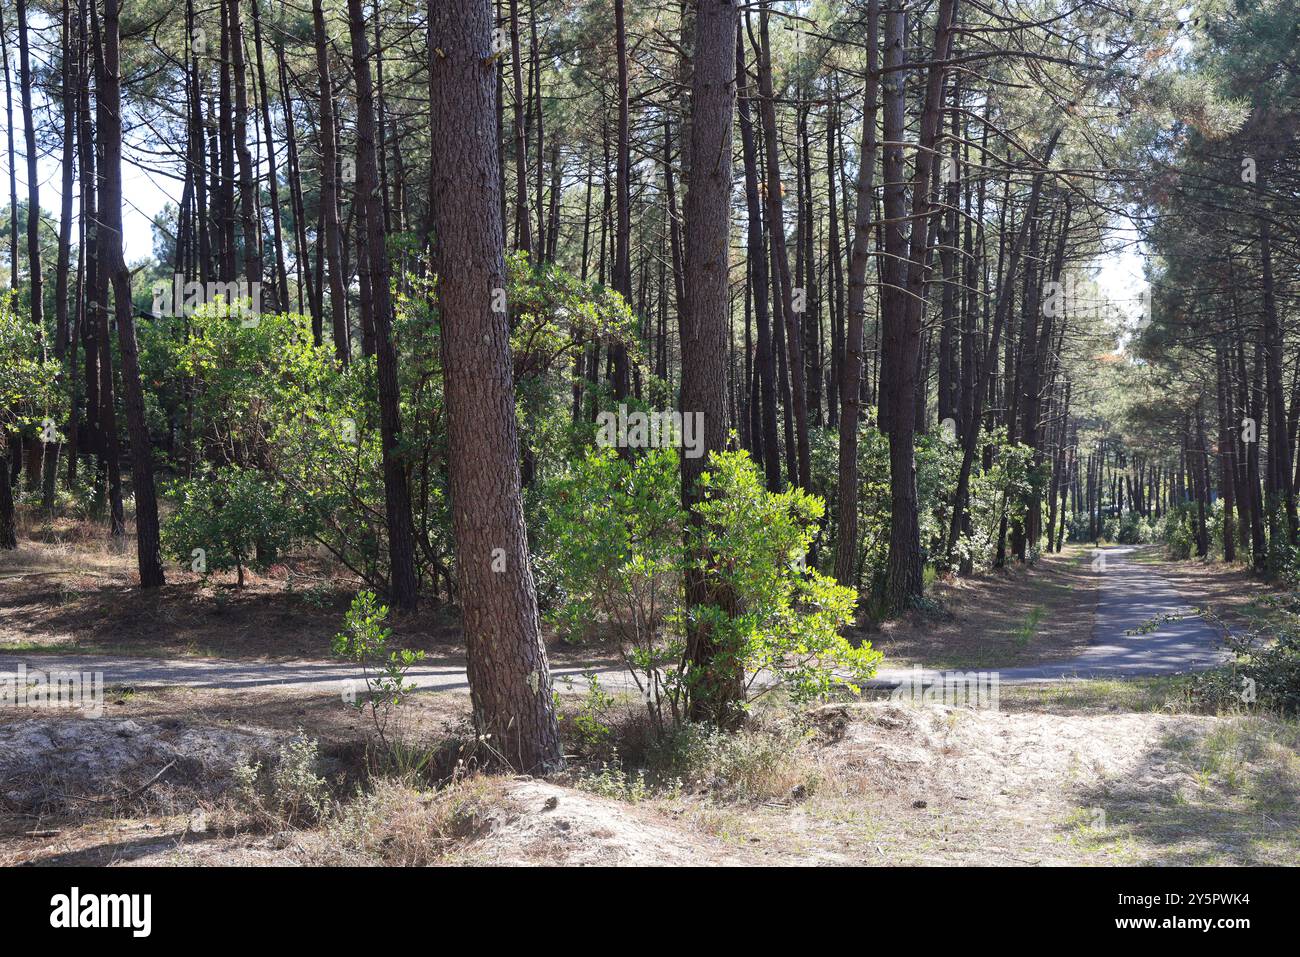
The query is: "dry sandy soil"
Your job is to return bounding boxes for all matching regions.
[2,687,1295,867]
[3,521,1295,867]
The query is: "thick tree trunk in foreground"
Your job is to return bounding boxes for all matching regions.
[429,0,561,773]
[681,0,740,725]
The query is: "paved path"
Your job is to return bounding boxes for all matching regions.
[0,547,1229,696]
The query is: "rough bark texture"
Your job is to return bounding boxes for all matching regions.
[429,0,562,773]
[680,0,741,725]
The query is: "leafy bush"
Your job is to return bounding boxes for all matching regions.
[576,757,653,802]
[1191,630,1300,714]
[167,305,405,591]
[1157,503,1198,559]
[559,673,617,759]
[1116,510,1153,544]
[541,447,878,734]
[162,466,302,585]
[0,295,61,442]
[688,451,880,708]
[539,447,690,725]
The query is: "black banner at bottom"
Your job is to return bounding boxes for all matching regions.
[0,865,1279,943]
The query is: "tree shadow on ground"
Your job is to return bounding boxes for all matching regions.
[1067,716,1300,865]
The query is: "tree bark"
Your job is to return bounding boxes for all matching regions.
[95,0,164,586]
[834,0,878,588]
[429,0,561,772]
[681,0,741,725]
[879,0,956,612]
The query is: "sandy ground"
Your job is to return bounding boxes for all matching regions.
[3,694,1294,867]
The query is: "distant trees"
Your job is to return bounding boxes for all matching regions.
[0,0,1294,659]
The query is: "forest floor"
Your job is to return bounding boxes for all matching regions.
[869,544,1100,670]
[1,517,1296,866]
[0,514,617,668]
[2,683,1295,866]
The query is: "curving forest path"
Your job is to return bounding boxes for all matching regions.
[0,547,1228,696]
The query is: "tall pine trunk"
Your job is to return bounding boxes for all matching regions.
[835,0,878,588]
[680,0,741,725]
[95,0,164,586]
[346,0,419,611]
[429,0,561,772]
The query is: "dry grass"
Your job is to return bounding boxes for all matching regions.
[4,687,1296,866]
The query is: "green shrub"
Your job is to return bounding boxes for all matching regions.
[1191,600,1300,714]
[1158,503,1198,559]
[689,451,881,710]
[540,447,879,734]
[1117,510,1153,544]
[162,466,302,585]
[332,590,425,749]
